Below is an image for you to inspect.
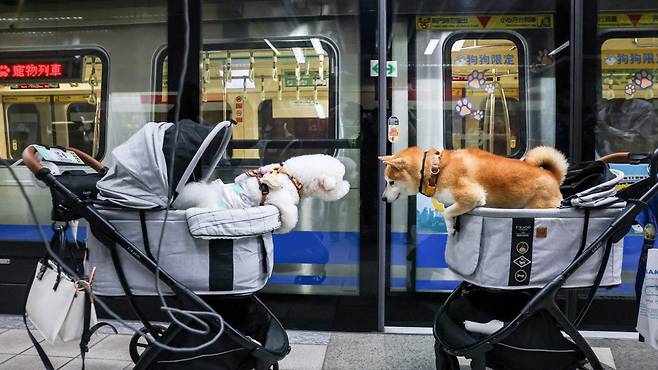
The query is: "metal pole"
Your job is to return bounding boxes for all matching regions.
[569,0,583,164]
[377,0,387,332]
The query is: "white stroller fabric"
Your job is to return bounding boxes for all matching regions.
[187,206,281,239]
[445,206,624,290]
[86,207,279,295]
[96,122,174,209]
[564,168,625,208]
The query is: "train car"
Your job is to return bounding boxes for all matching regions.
[0,0,656,331]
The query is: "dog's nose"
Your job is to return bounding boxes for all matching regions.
[381,196,387,202]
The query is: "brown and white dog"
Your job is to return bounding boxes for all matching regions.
[379,146,568,234]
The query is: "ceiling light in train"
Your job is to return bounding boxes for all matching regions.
[310,38,325,55]
[315,102,326,119]
[424,39,440,55]
[264,39,280,56]
[292,47,306,64]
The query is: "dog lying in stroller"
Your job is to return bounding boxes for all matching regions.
[174,154,350,233]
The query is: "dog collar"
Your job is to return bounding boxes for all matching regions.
[243,165,304,205]
[419,149,441,197]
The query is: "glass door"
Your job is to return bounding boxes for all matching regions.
[385,1,573,326]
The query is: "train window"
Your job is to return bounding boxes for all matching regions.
[443,35,525,157]
[0,51,107,160]
[597,37,658,156]
[155,39,335,162]
[6,104,40,159]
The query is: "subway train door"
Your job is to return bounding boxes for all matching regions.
[385,1,569,326]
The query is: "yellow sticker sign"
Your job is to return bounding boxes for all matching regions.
[599,13,658,28]
[53,95,89,103]
[417,14,553,30]
[601,49,658,70]
[2,95,49,103]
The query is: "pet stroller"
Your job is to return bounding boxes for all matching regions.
[433,150,658,370]
[23,120,290,369]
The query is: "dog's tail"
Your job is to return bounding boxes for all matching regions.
[524,146,569,185]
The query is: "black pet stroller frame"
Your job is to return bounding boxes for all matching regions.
[433,150,658,370]
[22,122,290,369]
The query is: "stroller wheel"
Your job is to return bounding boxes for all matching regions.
[434,341,459,370]
[129,325,168,364]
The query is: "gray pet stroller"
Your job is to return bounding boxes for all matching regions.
[433,151,658,370]
[24,120,290,369]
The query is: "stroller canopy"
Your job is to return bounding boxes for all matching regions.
[97,120,232,209]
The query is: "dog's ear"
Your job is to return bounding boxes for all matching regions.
[261,173,283,189]
[318,175,337,192]
[380,156,406,170]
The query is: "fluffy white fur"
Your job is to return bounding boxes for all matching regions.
[173,154,351,233]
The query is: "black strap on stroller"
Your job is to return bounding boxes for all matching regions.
[433,149,658,370]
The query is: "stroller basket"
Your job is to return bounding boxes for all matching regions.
[22,121,290,369]
[446,206,624,289]
[434,150,658,370]
[87,206,279,296]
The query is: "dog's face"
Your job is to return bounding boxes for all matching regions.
[379,147,423,202]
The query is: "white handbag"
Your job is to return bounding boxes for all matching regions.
[25,259,98,344]
[637,249,658,349]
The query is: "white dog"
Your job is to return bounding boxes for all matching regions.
[173,154,351,233]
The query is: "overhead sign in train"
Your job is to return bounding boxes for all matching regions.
[416,15,553,30]
[0,57,82,83]
[598,13,658,28]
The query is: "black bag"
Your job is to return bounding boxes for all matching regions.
[50,170,105,221]
[560,160,615,199]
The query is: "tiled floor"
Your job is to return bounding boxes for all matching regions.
[0,315,656,369]
[0,327,330,370]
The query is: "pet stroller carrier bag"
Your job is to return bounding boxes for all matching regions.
[433,153,658,370]
[23,121,290,370]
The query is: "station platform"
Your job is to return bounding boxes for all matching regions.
[1,315,656,369]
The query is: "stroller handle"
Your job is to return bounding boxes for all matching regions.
[22,145,105,175]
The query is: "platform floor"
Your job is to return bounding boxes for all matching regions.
[1,315,656,369]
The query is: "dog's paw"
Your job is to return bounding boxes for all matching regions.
[444,215,456,235]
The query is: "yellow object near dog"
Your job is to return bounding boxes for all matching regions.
[432,198,445,212]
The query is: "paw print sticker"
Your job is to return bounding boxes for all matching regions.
[625,84,637,96]
[455,98,472,117]
[467,70,486,89]
[471,110,483,121]
[484,83,495,95]
[634,70,654,89]
[537,48,553,66]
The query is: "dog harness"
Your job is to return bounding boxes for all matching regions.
[243,164,305,206]
[419,149,441,197]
